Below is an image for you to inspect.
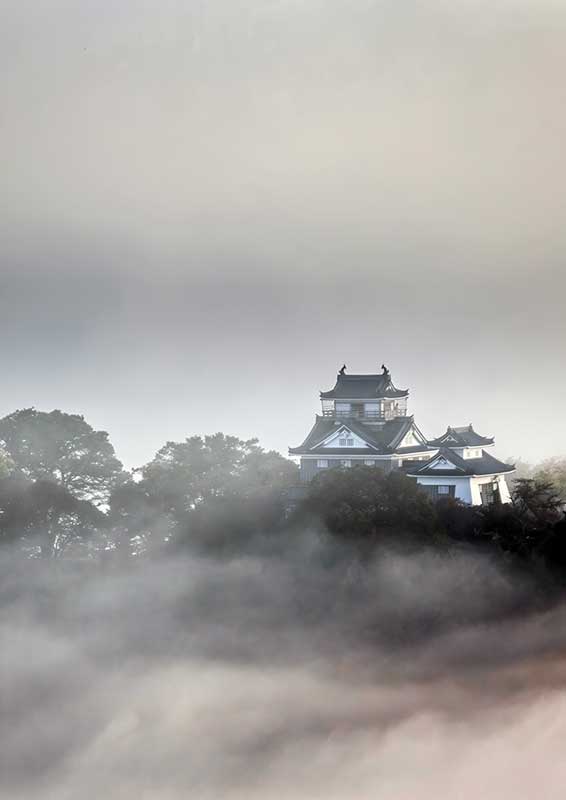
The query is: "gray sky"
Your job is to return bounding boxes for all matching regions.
[2,0,565,467]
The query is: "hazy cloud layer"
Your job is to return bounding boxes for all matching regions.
[2,1,565,465]
[2,535,566,799]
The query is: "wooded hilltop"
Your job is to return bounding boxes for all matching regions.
[1,408,565,579]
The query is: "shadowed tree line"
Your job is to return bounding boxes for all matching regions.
[0,408,565,574]
[299,464,566,569]
[0,409,297,558]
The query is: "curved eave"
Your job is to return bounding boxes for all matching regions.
[427,438,495,448]
[427,424,495,448]
[407,465,516,478]
[320,389,409,400]
[293,448,383,456]
[394,445,437,456]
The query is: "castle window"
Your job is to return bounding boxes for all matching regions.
[421,484,455,499]
[317,459,328,469]
[480,482,497,506]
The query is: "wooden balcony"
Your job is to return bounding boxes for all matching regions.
[321,408,406,421]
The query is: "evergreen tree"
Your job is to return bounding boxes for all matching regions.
[0,409,125,505]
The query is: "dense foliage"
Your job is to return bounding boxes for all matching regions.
[0,409,125,505]
[0,406,565,576]
[302,466,439,546]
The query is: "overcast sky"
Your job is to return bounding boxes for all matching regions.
[2,0,565,468]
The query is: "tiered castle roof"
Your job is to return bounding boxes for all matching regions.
[289,416,431,457]
[320,372,408,400]
[405,448,515,477]
[290,365,515,487]
[427,425,494,448]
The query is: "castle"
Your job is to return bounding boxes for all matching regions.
[289,365,514,505]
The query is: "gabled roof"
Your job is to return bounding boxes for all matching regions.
[387,419,430,451]
[405,448,515,477]
[289,417,382,454]
[289,416,431,456]
[312,422,374,451]
[320,372,408,400]
[427,424,494,448]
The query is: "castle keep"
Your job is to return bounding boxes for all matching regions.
[289,365,514,505]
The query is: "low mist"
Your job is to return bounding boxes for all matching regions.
[3,530,566,799]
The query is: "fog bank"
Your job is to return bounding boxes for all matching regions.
[2,533,566,799]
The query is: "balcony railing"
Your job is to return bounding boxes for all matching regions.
[322,408,406,421]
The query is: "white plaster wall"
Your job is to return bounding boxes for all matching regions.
[416,475,512,505]
[471,475,511,504]
[399,430,418,448]
[497,475,512,503]
[461,448,483,459]
[469,477,484,505]
[322,429,369,449]
[415,476,474,505]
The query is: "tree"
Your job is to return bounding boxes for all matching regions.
[506,456,566,504]
[512,478,564,528]
[139,434,296,513]
[505,457,534,483]
[302,466,438,546]
[534,458,566,503]
[137,433,298,543]
[483,478,565,560]
[435,496,483,543]
[0,476,105,557]
[0,409,125,505]
[107,480,170,558]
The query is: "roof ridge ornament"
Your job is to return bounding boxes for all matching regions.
[339,364,347,375]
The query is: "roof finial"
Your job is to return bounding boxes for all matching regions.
[339,364,347,375]
[381,363,389,376]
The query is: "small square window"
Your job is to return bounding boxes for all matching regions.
[364,459,375,466]
[317,459,328,469]
[340,459,352,468]
[437,485,451,495]
[339,437,354,447]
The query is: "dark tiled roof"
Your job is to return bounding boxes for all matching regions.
[289,417,380,454]
[289,416,428,456]
[395,444,436,455]
[405,448,515,477]
[427,425,494,448]
[320,373,408,399]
